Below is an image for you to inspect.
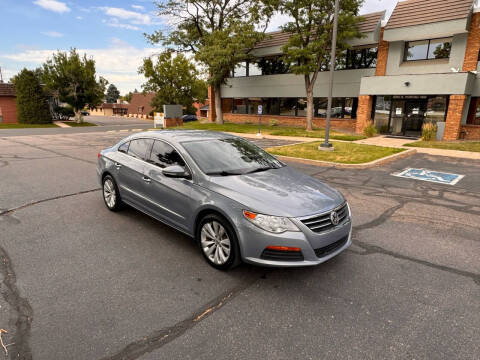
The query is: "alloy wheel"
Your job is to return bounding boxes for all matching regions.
[200,221,231,265]
[103,178,116,209]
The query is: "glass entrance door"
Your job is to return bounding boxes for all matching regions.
[403,101,427,137]
[388,99,427,137]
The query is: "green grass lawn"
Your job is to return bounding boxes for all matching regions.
[63,121,97,127]
[405,141,480,153]
[266,141,405,164]
[0,123,59,129]
[173,121,366,141]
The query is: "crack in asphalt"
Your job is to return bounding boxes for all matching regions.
[0,243,33,360]
[3,138,97,165]
[99,272,265,360]
[0,189,101,217]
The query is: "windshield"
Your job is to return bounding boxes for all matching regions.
[182,138,284,175]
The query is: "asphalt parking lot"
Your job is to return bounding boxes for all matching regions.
[0,128,479,360]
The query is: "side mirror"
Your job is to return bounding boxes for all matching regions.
[162,165,190,179]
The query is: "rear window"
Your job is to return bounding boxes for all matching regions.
[118,142,129,153]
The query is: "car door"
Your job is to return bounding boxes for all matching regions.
[116,138,154,211]
[143,139,194,232]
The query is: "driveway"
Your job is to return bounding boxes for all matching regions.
[0,130,478,359]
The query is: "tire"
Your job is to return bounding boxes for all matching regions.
[102,175,123,212]
[197,214,241,270]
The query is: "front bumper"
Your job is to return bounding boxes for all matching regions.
[238,216,352,267]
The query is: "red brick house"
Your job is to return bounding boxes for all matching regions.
[0,83,17,123]
[127,92,155,117]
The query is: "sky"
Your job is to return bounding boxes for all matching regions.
[0,0,400,95]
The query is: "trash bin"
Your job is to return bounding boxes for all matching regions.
[436,122,445,141]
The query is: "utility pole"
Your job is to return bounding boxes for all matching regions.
[0,67,3,83]
[320,0,340,150]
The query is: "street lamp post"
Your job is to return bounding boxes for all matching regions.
[320,0,340,150]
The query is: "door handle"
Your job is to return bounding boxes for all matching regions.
[142,176,151,183]
[115,162,122,169]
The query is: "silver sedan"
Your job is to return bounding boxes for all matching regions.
[97,130,352,270]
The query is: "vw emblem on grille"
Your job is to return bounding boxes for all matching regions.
[330,211,340,226]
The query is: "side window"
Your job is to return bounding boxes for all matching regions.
[127,138,153,160]
[148,140,186,168]
[118,141,129,154]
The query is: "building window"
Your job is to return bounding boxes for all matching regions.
[297,98,308,117]
[404,38,452,61]
[340,46,378,69]
[262,98,280,115]
[467,97,480,125]
[247,98,262,114]
[248,60,262,76]
[279,98,297,116]
[233,98,247,114]
[258,56,291,75]
[233,62,247,77]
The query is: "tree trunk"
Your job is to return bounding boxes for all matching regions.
[305,86,314,132]
[214,84,223,125]
[74,110,83,124]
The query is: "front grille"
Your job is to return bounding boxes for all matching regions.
[260,249,304,262]
[314,235,348,258]
[300,203,349,233]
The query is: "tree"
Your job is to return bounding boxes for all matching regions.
[121,91,134,103]
[139,51,207,114]
[42,49,107,123]
[147,0,275,124]
[105,84,120,103]
[279,0,363,131]
[11,68,52,124]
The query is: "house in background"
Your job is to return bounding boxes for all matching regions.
[127,92,155,118]
[0,82,17,123]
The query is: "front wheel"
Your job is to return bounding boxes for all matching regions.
[197,214,241,270]
[102,175,123,211]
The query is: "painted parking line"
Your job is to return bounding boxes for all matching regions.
[392,168,464,185]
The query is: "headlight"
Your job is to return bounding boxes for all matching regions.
[243,210,300,233]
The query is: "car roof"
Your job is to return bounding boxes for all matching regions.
[129,130,237,144]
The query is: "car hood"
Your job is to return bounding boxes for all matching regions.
[205,166,344,218]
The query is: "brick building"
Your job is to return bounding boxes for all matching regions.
[0,83,17,123]
[211,0,480,140]
[127,92,155,118]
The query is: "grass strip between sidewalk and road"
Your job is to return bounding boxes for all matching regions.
[405,141,480,153]
[0,123,59,129]
[173,121,366,141]
[63,121,97,127]
[266,141,405,164]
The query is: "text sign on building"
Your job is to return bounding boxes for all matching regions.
[392,168,464,185]
[258,105,263,115]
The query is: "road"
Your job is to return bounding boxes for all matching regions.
[0,128,479,360]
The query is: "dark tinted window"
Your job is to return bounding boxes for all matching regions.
[118,141,129,153]
[127,138,153,160]
[148,140,185,168]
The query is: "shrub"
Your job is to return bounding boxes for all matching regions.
[12,68,52,124]
[269,118,279,126]
[363,122,377,138]
[421,122,437,141]
[53,105,74,120]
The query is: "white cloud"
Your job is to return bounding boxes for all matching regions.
[76,16,83,20]
[41,30,64,38]
[103,18,141,31]
[1,39,160,94]
[131,5,145,11]
[100,7,151,25]
[33,0,70,13]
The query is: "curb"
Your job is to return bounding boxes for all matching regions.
[273,148,417,169]
[54,121,71,128]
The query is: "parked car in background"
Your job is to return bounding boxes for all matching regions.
[97,131,352,270]
[81,110,90,116]
[182,114,198,122]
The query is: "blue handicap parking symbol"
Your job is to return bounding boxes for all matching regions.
[393,168,464,185]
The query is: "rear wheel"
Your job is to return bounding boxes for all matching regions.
[102,175,123,211]
[197,214,241,270]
